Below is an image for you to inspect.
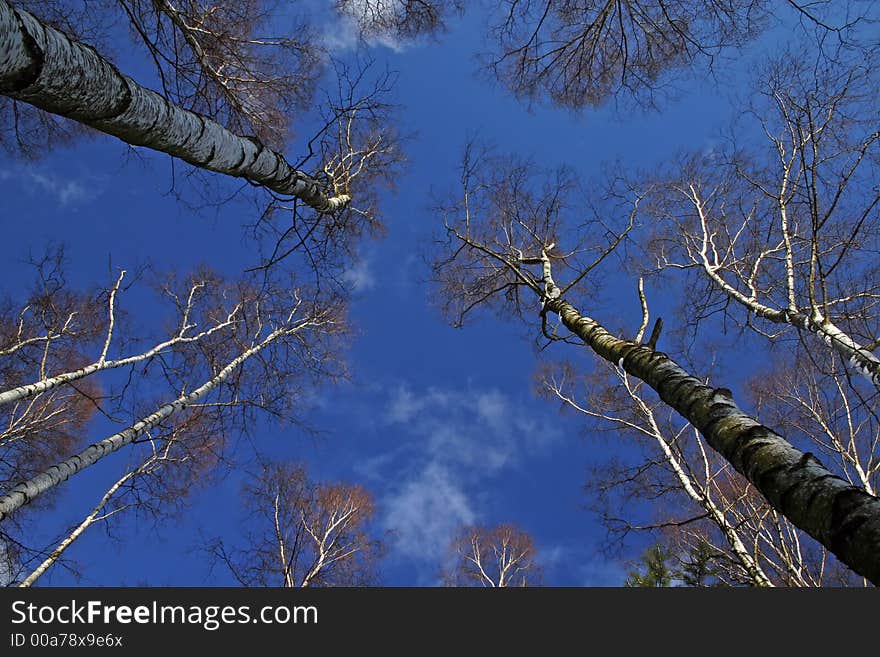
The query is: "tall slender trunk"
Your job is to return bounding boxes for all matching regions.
[0,305,239,407]
[544,296,880,585]
[0,0,349,212]
[0,324,297,520]
[19,466,138,587]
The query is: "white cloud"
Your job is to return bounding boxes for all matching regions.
[538,543,628,586]
[383,463,475,560]
[341,258,376,293]
[578,558,628,586]
[475,389,508,432]
[385,384,560,475]
[322,0,409,54]
[375,384,562,564]
[0,167,92,206]
[385,386,450,423]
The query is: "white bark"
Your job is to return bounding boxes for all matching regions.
[685,187,880,387]
[464,538,496,587]
[18,466,137,587]
[0,311,321,520]
[0,0,349,212]
[300,499,362,587]
[0,299,241,407]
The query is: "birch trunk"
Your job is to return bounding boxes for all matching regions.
[687,189,880,387]
[0,322,301,520]
[0,0,349,212]
[18,466,138,587]
[544,296,880,585]
[625,385,774,585]
[0,306,239,407]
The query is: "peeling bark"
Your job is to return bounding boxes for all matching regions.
[0,0,349,212]
[545,296,880,585]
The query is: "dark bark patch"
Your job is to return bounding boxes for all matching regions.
[734,427,776,473]
[803,473,843,513]
[2,9,44,93]
[828,488,875,577]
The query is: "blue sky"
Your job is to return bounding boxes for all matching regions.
[0,2,807,586]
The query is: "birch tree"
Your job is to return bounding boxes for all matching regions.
[542,350,870,585]
[480,0,876,110]
[442,523,541,587]
[432,143,880,584]
[0,0,393,214]
[647,51,880,388]
[210,462,381,587]
[0,265,345,527]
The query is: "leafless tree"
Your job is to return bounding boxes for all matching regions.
[483,0,766,109]
[442,523,541,586]
[531,46,880,587]
[210,462,381,587]
[336,0,463,41]
[480,0,877,110]
[0,257,347,586]
[432,141,880,584]
[647,50,880,389]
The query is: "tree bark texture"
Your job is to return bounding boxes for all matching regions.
[0,325,291,520]
[545,297,880,585]
[0,0,349,212]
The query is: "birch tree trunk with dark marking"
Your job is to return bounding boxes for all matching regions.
[434,144,880,584]
[543,368,776,586]
[0,0,349,212]
[543,292,880,585]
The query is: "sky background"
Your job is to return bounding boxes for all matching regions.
[0,1,799,586]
